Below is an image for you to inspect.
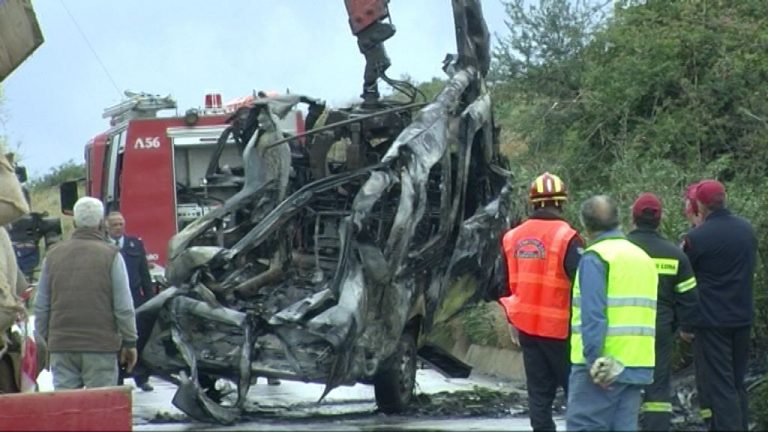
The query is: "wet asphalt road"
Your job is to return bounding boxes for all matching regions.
[132,369,563,431]
[37,368,564,430]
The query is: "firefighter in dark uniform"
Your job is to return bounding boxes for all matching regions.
[682,182,713,426]
[498,172,583,431]
[683,180,756,431]
[627,193,699,431]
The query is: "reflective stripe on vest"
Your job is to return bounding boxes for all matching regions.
[571,237,658,367]
[572,297,656,309]
[571,325,655,337]
[500,218,578,339]
[641,401,673,413]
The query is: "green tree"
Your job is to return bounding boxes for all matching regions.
[491,0,609,159]
[494,0,768,231]
[28,160,85,192]
[493,0,608,98]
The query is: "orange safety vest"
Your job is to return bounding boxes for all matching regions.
[499,218,578,340]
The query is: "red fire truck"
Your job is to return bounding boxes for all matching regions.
[62,91,304,280]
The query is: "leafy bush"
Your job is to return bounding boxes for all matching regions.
[461,302,501,347]
[28,160,84,192]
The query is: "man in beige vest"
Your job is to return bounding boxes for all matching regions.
[34,197,137,389]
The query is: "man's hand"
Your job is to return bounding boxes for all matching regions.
[679,331,695,343]
[120,347,138,373]
[590,356,624,388]
[21,286,35,302]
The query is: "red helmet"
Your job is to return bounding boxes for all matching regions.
[529,172,568,205]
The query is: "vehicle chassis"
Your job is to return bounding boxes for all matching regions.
[135,0,521,424]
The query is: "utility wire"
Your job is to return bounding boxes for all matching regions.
[58,0,122,97]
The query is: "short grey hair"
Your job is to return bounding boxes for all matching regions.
[73,197,105,228]
[580,195,620,234]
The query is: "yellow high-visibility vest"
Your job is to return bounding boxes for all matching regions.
[571,237,658,367]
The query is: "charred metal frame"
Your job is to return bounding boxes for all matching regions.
[136,0,520,424]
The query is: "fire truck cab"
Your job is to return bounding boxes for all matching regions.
[63,91,303,279]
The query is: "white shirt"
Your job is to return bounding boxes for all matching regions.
[111,236,124,249]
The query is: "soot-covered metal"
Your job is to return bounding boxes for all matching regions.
[136,0,519,424]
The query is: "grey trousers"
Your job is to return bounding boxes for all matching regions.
[566,366,643,431]
[50,352,119,390]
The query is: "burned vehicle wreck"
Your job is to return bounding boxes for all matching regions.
[136,0,519,424]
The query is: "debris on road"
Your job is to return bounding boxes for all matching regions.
[407,386,524,418]
[150,411,189,424]
[146,386,528,425]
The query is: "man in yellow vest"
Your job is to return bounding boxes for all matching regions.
[566,195,658,431]
[499,172,583,431]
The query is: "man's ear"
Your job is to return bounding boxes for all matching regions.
[695,200,706,216]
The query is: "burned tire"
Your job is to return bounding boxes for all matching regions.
[374,331,417,414]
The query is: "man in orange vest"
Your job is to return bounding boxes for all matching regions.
[499,172,583,431]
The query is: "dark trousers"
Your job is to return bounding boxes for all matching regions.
[117,366,149,386]
[641,326,673,431]
[695,326,750,431]
[519,331,570,431]
[693,336,712,428]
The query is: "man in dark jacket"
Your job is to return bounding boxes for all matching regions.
[106,212,154,308]
[683,180,757,431]
[627,193,699,431]
[106,211,154,392]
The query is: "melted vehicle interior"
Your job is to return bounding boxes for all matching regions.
[137,0,521,424]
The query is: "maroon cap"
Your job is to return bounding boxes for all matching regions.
[685,182,700,215]
[695,180,726,206]
[685,182,700,201]
[632,192,662,220]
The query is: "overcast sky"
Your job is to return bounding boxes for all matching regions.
[1,0,508,177]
